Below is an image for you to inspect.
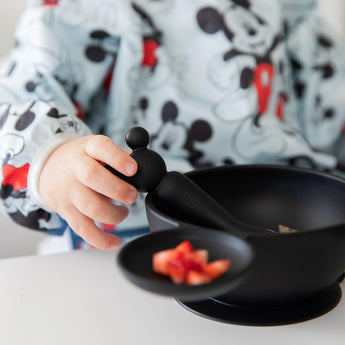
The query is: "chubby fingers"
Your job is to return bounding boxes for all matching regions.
[84,135,137,176]
[70,183,130,225]
[74,154,138,205]
[61,206,122,250]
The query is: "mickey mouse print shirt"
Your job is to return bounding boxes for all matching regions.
[0,0,345,245]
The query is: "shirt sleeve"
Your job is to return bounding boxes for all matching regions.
[0,1,122,231]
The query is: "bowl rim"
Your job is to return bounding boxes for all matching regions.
[145,164,345,237]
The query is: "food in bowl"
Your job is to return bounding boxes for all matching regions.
[278,224,298,233]
[153,240,230,285]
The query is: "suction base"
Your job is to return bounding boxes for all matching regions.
[176,282,342,326]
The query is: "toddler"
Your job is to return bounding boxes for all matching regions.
[1,0,345,252]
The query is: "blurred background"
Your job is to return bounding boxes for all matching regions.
[0,0,345,258]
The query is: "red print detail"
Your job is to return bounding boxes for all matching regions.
[74,103,85,120]
[103,63,115,94]
[275,93,287,120]
[101,223,116,232]
[253,63,275,115]
[142,40,159,67]
[43,1,58,6]
[2,163,30,190]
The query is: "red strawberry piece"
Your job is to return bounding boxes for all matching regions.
[153,249,177,275]
[203,259,230,279]
[175,240,194,254]
[166,252,204,284]
[185,249,208,266]
[153,241,231,285]
[186,270,212,286]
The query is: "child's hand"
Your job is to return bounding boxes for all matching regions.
[38,135,138,249]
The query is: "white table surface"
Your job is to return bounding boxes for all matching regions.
[0,248,344,345]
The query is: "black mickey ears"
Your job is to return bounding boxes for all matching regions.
[15,102,36,131]
[197,7,223,35]
[106,127,167,193]
[139,97,149,111]
[85,30,118,63]
[46,108,67,119]
[161,101,178,123]
[125,126,150,150]
[25,81,37,92]
[318,35,333,48]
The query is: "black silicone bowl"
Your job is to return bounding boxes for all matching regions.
[146,164,345,310]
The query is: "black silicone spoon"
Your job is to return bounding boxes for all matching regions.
[106,127,274,237]
[107,127,256,300]
[117,226,254,301]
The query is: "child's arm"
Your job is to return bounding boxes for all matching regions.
[0,1,138,248]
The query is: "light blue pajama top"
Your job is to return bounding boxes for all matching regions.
[1,0,345,248]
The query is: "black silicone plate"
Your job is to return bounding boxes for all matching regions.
[117,227,254,301]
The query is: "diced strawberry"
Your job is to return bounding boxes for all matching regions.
[186,270,212,286]
[152,249,177,275]
[165,252,186,284]
[203,259,231,279]
[166,263,185,284]
[166,252,203,284]
[175,240,194,254]
[185,249,208,266]
[153,241,231,285]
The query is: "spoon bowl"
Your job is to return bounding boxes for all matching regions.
[117,227,254,301]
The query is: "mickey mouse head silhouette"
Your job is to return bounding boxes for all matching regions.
[197,0,278,58]
[313,34,335,79]
[292,33,337,101]
[305,91,345,151]
[150,99,213,167]
[196,0,282,124]
[85,30,120,63]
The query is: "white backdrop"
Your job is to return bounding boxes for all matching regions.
[0,0,344,258]
[0,0,28,57]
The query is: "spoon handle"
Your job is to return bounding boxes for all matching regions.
[105,127,274,238]
[153,171,271,238]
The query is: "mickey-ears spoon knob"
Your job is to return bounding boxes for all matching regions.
[106,127,274,237]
